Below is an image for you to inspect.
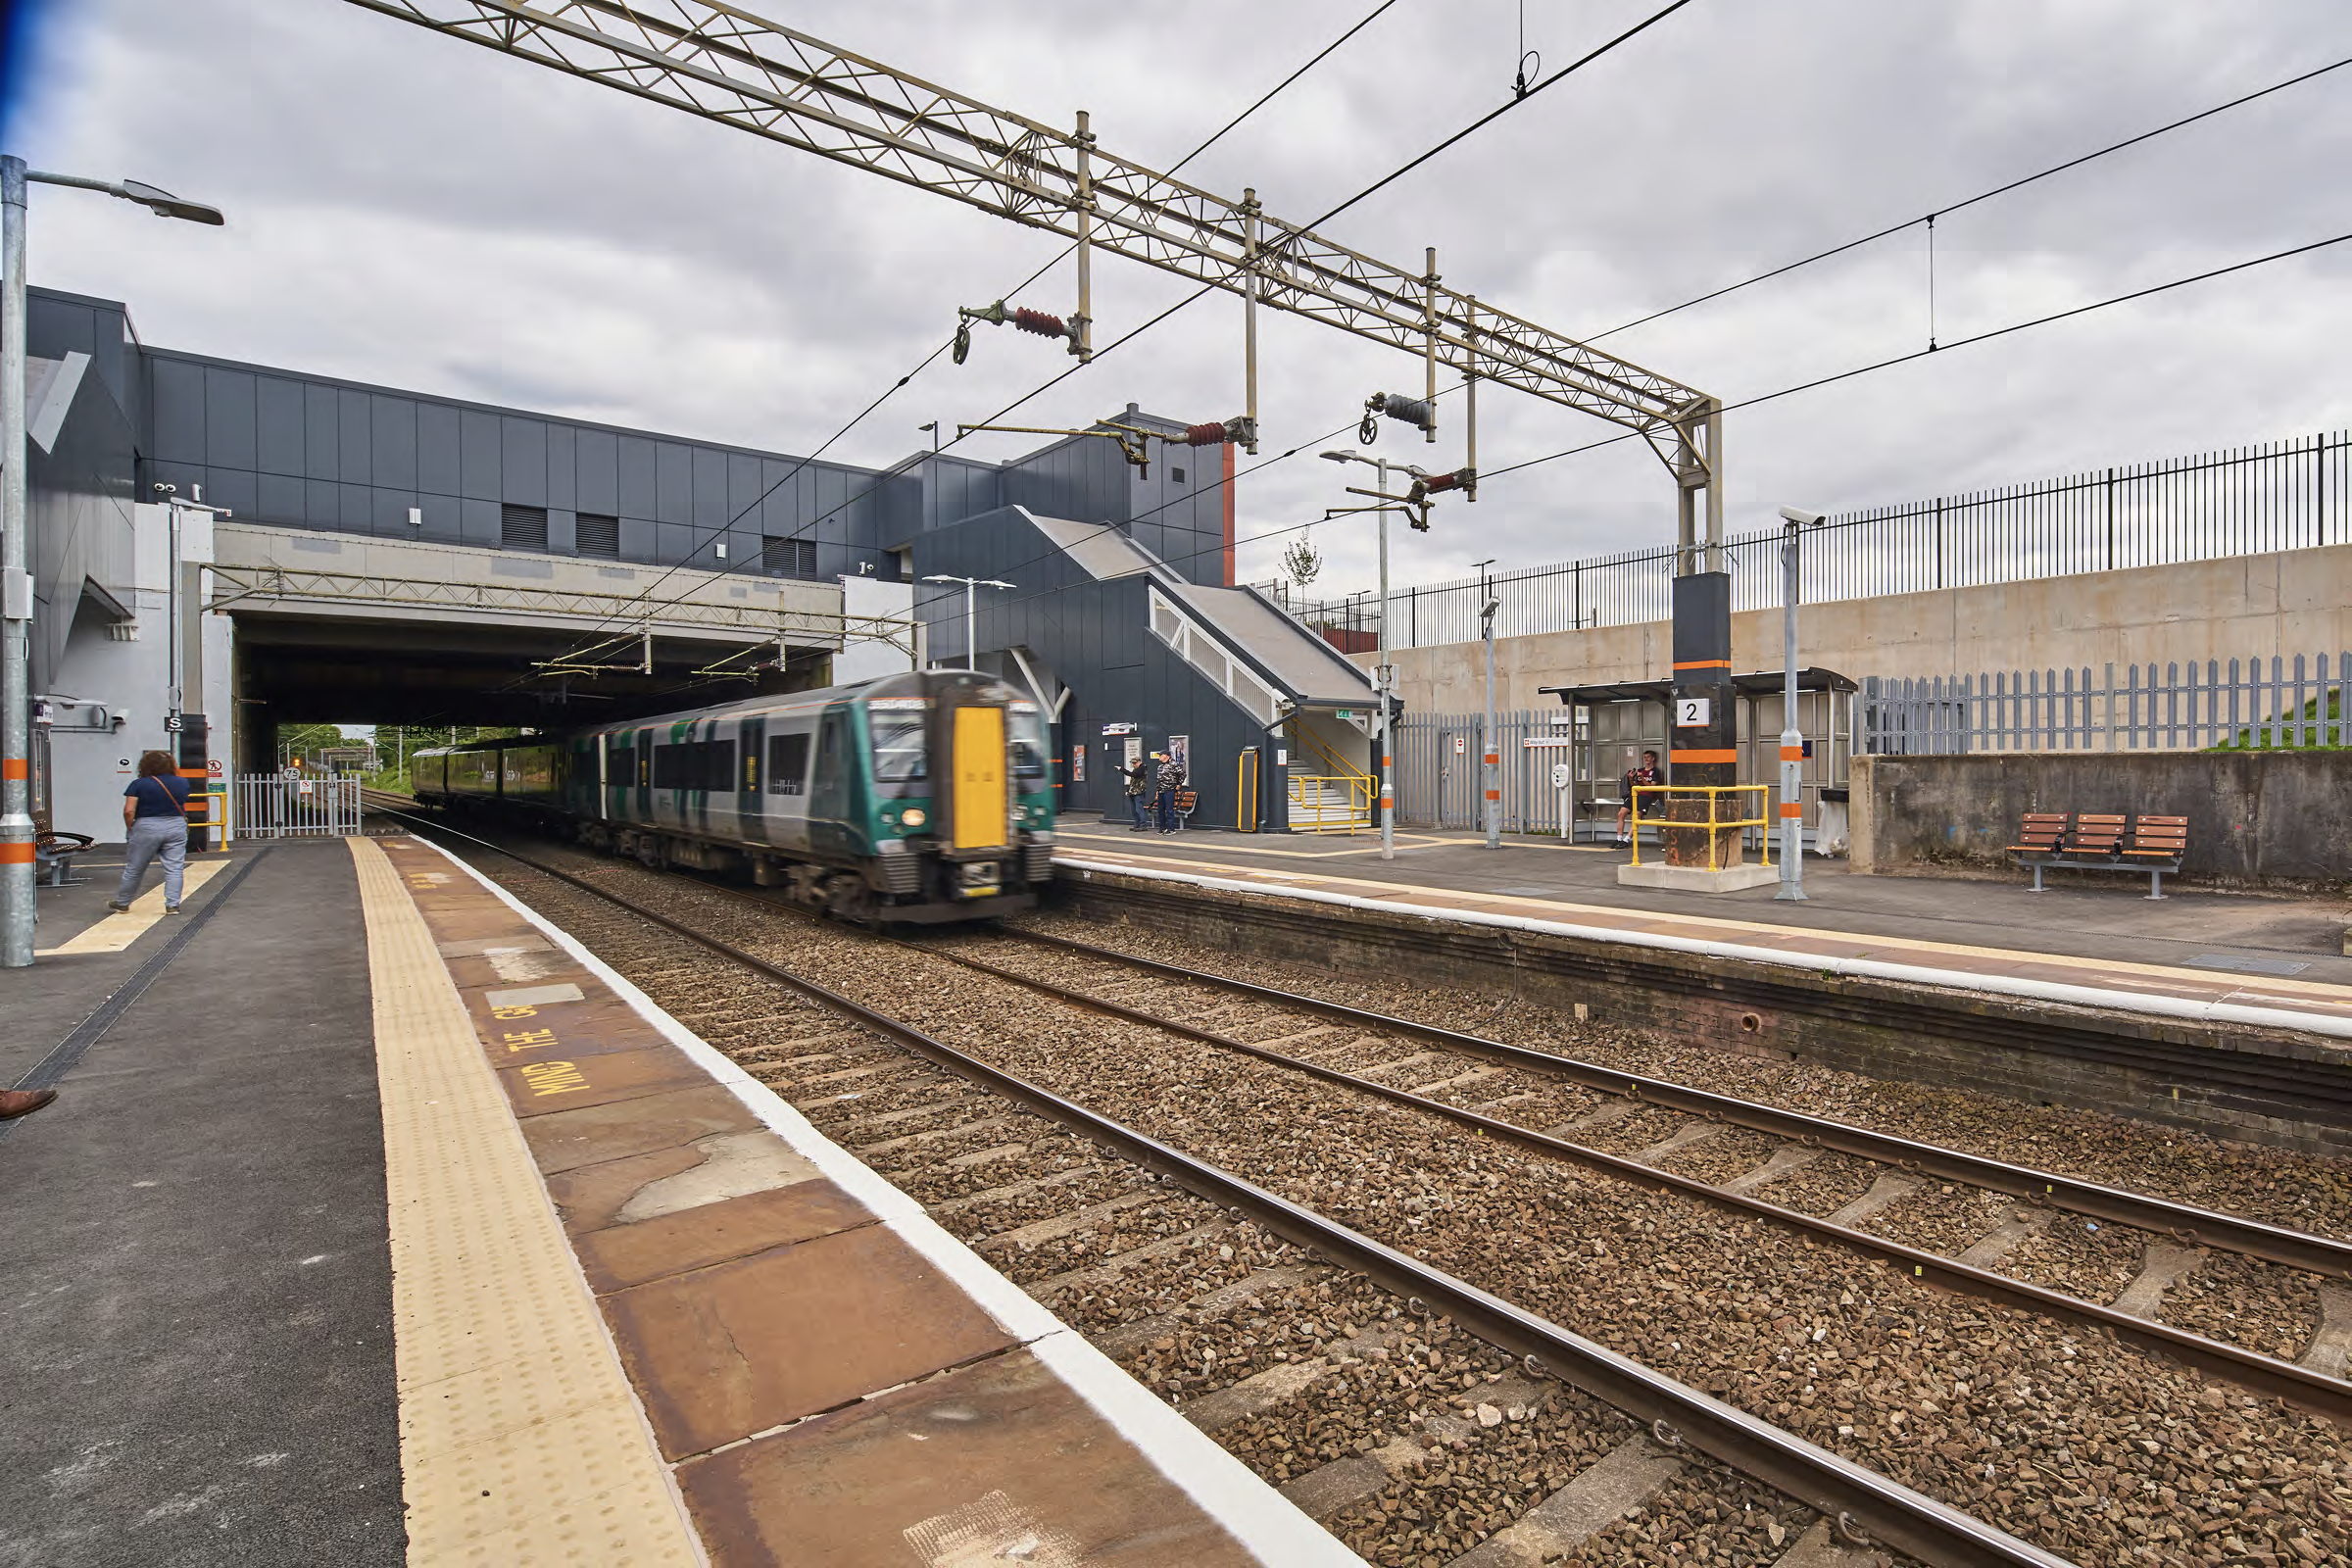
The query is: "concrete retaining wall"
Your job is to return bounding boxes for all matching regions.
[1848,752,2352,889]
[1367,543,2352,715]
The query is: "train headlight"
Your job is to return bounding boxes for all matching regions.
[901,808,926,829]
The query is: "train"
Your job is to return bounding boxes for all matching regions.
[412,669,1055,922]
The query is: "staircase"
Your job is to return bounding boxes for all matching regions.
[1288,775,1372,833]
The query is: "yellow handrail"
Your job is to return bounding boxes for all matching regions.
[1288,773,1374,834]
[1237,750,1259,833]
[1286,717,1372,787]
[1628,784,1772,868]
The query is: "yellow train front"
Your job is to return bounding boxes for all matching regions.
[413,670,1055,922]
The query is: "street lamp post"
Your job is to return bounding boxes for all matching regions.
[1320,449,1409,861]
[2,157,222,969]
[922,573,1012,672]
[1474,557,1499,850]
[1774,507,1824,902]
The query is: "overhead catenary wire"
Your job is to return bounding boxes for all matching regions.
[1586,49,2352,344]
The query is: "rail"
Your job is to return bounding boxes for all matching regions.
[1286,773,1373,834]
[378,807,2071,1566]
[1628,782,1770,866]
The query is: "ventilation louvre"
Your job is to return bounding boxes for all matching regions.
[576,512,620,558]
[500,503,549,551]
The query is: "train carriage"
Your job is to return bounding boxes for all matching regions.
[414,669,1054,921]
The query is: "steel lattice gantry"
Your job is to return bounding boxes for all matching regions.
[338,0,1728,562]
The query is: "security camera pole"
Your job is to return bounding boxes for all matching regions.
[1475,557,1500,850]
[922,574,1012,671]
[1774,506,1825,901]
[1,157,223,969]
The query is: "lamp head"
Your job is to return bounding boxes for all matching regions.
[120,180,224,225]
[1319,449,1358,465]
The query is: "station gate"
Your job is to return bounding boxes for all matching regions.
[231,773,364,839]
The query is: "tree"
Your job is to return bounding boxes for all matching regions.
[1281,533,1322,593]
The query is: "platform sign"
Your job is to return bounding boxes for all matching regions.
[1452,735,1465,755]
[1100,721,1137,735]
[1675,697,1712,727]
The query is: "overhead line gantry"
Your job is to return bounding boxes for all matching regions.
[339,0,1728,565]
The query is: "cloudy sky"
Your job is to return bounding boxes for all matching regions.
[14,0,2351,601]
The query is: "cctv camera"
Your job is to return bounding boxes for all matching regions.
[1778,506,1825,526]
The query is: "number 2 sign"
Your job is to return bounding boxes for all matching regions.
[1675,697,1712,727]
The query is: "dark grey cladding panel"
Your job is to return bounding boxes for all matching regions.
[460,497,500,548]
[619,515,657,562]
[691,445,726,528]
[617,435,657,518]
[655,441,692,525]
[260,472,303,522]
[547,424,576,511]
[372,487,416,535]
[337,387,371,487]
[150,356,206,466]
[372,395,418,490]
[206,364,259,473]
[201,466,257,519]
[305,382,340,481]
[417,402,462,495]
[339,481,372,533]
[305,477,339,524]
[727,451,762,520]
[502,416,548,506]
[575,428,618,514]
[459,409,501,501]
[256,376,304,477]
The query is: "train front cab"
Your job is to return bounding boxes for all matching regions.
[860,670,1054,921]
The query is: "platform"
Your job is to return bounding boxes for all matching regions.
[1053,821,2352,1037]
[0,835,1357,1565]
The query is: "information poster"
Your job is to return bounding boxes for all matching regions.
[1168,735,1190,778]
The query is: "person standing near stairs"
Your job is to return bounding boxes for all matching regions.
[1154,751,1187,834]
[1124,754,1153,832]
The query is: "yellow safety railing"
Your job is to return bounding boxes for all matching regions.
[1237,750,1259,833]
[1289,773,1375,834]
[1286,718,1374,789]
[1628,784,1772,868]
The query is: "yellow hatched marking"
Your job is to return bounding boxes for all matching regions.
[38,858,230,956]
[350,838,705,1567]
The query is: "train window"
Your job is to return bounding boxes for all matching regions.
[607,745,634,787]
[767,732,810,796]
[653,743,685,789]
[1009,707,1049,783]
[708,740,735,793]
[870,716,927,786]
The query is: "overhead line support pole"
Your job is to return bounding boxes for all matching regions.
[1,157,30,968]
[1072,109,1095,362]
[1242,186,1260,456]
[1423,247,1439,445]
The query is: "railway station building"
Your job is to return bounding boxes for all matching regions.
[21,284,1372,843]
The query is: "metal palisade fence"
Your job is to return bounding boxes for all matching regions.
[1288,429,2348,649]
[1863,654,2351,754]
[232,772,364,838]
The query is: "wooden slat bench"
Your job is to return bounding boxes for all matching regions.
[33,810,96,888]
[2010,809,2187,899]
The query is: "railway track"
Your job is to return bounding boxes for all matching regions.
[388,810,2349,1565]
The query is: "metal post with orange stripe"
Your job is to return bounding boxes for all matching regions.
[1775,509,1823,901]
[1667,572,1737,869]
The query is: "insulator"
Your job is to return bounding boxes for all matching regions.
[1012,307,1068,339]
[1374,391,1436,431]
[1422,468,1467,495]
[1183,422,1228,447]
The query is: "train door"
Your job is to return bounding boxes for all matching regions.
[738,713,767,845]
[949,704,1006,851]
[808,710,855,860]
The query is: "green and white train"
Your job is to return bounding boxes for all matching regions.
[414,669,1055,921]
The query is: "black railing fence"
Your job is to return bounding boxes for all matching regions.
[1280,430,2346,650]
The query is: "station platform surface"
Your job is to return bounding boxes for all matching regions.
[1,833,1354,1566]
[1054,820,2352,1037]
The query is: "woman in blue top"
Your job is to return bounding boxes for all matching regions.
[112,750,191,913]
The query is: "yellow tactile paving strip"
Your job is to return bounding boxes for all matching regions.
[350,837,705,1567]
[1060,845,2352,1026]
[36,857,230,956]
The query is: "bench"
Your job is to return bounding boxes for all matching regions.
[33,810,96,888]
[2009,810,2186,899]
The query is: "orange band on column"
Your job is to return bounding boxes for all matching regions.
[1485,790,1500,802]
[1779,746,1803,761]
[1672,660,1732,670]
[1780,803,1804,817]
[0,842,33,863]
[0,758,24,780]
[1671,749,1738,763]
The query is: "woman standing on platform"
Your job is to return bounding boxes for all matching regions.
[111,750,191,914]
